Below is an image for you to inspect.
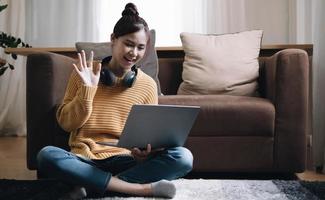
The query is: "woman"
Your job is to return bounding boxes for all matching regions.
[37,3,193,199]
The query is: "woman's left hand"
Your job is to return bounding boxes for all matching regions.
[131,144,151,161]
[131,144,164,161]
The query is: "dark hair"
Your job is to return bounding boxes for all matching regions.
[113,3,149,38]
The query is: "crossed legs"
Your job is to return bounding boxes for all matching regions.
[37,146,193,198]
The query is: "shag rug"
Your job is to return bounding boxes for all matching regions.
[1,179,325,200]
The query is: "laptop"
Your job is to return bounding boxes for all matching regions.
[97,104,200,149]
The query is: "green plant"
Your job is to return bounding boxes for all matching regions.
[0,4,31,76]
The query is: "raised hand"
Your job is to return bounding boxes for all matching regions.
[73,50,102,87]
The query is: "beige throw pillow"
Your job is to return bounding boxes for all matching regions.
[178,30,263,96]
[75,29,161,95]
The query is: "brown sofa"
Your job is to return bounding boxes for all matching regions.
[26,45,311,173]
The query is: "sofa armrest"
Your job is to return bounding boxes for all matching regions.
[264,49,309,172]
[26,52,75,169]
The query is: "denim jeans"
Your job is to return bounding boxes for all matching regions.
[37,146,193,194]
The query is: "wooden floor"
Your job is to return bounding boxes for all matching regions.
[1,136,325,181]
[0,136,36,180]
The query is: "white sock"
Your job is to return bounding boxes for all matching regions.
[151,180,176,199]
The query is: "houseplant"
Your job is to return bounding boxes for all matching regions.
[0,4,30,76]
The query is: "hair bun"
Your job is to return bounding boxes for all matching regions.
[122,3,139,16]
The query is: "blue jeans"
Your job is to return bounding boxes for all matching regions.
[37,146,193,194]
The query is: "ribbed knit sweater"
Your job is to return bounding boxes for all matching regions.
[56,69,158,159]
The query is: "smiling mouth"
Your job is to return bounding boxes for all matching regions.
[124,56,136,64]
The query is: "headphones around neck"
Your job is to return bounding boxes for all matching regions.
[100,56,138,88]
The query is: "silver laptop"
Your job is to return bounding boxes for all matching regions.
[97,104,200,149]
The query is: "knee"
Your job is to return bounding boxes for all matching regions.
[37,146,63,169]
[170,147,193,173]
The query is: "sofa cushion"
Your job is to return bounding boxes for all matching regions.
[75,29,161,95]
[178,30,263,96]
[159,95,274,137]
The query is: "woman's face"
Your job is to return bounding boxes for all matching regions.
[110,29,148,72]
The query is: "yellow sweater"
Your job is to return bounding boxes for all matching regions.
[56,69,158,159]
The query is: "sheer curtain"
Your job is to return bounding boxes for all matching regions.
[207,0,246,34]
[285,0,325,172]
[25,0,111,46]
[288,0,325,172]
[310,0,325,172]
[0,0,26,136]
[25,0,247,47]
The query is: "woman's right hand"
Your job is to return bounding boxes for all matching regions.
[73,50,102,87]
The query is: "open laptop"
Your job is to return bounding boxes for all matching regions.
[97,104,200,149]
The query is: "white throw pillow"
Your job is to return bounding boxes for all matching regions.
[178,30,263,96]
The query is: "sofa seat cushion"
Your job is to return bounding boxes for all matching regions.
[158,95,275,137]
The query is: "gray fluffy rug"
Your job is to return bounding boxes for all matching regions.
[87,179,325,200]
[1,179,325,200]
